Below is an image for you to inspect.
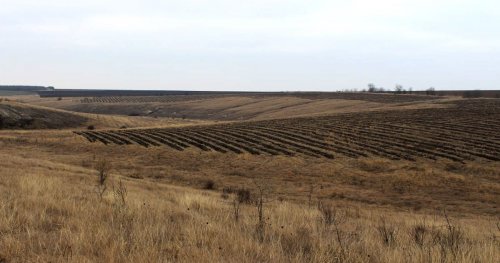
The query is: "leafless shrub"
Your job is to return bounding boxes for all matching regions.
[432,211,466,259]
[318,200,334,226]
[318,200,347,260]
[411,223,428,248]
[222,187,252,203]
[223,187,252,222]
[253,181,273,243]
[377,219,398,247]
[113,180,128,207]
[426,87,436,96]
[94,159,111,200]
[231,194,242,222]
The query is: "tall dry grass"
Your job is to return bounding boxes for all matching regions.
[0,154,498,262]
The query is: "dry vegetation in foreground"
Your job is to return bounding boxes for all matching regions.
[0,152,499,263]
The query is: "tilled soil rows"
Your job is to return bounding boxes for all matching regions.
[75,99,500,162]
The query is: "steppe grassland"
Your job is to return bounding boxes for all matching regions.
[0,131,499,262]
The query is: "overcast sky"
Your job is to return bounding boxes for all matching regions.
[1,0,499,91]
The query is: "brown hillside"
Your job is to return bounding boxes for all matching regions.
[0,101,87,129]
[23,94,453,121]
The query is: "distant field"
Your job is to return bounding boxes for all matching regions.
[0,85,53,96]
[0,91,34,96]
[76,99,500,162]
[75,91,441,103]
[30,92,452,121]
[80,94,228,104]
[414,89,500,98]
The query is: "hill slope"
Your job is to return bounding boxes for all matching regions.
[0,102,87,129]
[33,95,451,121]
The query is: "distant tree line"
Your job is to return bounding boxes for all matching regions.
[360,83,438,95]
[462,90,483,98]
[0,86,54,92]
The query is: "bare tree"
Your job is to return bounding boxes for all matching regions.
[394,85,404,94]
[426,87,436,96]
[367,83,376,93]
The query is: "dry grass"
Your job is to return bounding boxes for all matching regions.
[0,153,498,262]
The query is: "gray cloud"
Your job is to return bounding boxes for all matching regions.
[1,0,499,90]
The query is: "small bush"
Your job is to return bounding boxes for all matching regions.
[87,125,95,130]
[221,187,233,199]
[202,180,216,190]
[113,180,128,207]
[426,87,436,96]
[236,188,252,204]
[411,223,428,247]
[377,220,398,246]
[432,213,466,258]
[318,201,335,226]
[94,158,111,200]
[222,187,252,203]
